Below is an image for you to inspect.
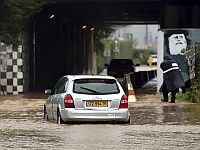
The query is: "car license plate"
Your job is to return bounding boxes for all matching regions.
[86,101,108,107]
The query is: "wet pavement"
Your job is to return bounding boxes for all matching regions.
[0,87,200,149]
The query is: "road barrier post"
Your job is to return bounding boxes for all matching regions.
[124,73,137,102]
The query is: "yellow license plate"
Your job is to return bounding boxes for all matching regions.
[86,101,108,107]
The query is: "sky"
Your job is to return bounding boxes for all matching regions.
[111,25,159,50]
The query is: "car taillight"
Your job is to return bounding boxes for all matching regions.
[119,95,128,109]
[64,94,75,108]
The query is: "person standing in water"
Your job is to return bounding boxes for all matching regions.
[160,55,185,103]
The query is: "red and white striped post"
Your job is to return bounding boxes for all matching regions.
[124,74,137,102]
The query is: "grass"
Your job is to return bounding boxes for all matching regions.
[176,91,192,100]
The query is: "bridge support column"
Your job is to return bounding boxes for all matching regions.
[157,30,164,92]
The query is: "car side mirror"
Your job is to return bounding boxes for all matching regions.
[45,89,52,95]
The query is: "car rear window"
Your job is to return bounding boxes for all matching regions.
[73,78,120,95]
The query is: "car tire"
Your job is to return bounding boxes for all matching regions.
[127,116,131,124]
[57,110,65,124]
[44,105,48,121]
[121,116,131,124]
[117,117,131,124]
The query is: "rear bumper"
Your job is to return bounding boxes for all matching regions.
[60,108,130,122]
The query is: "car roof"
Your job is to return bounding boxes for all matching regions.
[110,58,134,65]
[63,75,117,80]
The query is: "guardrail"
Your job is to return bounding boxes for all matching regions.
[131,70,157,89]
[122,68,157,102]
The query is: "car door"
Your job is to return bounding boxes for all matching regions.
[47,79,62,120]
[52,77,68,120]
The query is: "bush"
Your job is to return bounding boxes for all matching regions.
[176,91,192,101]
[191,80,200,103]
[191,43,200,103]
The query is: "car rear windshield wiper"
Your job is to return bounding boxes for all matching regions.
[80,87,101,94]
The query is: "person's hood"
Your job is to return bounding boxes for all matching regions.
[164,55,173,60]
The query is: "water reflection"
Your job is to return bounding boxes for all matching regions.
[186,104,200,125]
[130,104,200,125]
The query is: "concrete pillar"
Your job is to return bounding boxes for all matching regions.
[157,30,164,92]
[85,29,96,75]
[88,31,92,74]
[90,30,97,74]
[22,32,30,92]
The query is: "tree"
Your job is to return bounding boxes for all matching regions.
[191,43,200,102]
[0,0,54,46]
[94,25,114,73]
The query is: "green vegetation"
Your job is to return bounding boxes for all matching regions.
[97,33,150,71]
[176,92,192,101]
[94,26,114,73]
[132,49,151,65]
[191,43,200,103]
[119,38,137,58]
[0,0,54,46]
[0,43,5,51]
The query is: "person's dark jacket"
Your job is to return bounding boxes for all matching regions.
[160,56,185,93]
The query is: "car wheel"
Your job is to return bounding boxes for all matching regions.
[44,105,48,121]
[121,116,131,124]
[127,116,131,124]
[57,110,65,124]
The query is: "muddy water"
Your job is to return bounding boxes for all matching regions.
[0,92,200,150]
[130,98,200,125]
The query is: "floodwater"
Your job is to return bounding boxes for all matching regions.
[0,82,200,149]
[132,77,200,125]
[130,97,200,125]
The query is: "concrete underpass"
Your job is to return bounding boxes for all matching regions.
[29,0,161,91]
[0,0,200,94]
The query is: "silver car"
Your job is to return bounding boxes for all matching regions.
[44,75,130,124]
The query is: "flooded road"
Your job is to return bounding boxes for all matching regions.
[0,91,200,150]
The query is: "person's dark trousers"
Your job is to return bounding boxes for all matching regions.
[171,90,177,103]
[163,92,168,102]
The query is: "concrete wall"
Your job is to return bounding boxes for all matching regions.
[0,45,23,95]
